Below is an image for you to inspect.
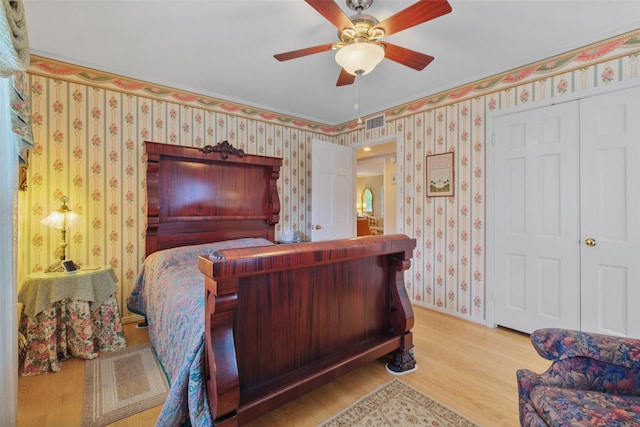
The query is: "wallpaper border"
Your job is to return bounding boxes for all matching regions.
[27,29,640,135]
[383,32,640,117]
[27,55,337,135]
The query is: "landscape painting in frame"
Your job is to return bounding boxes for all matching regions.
[426,152,454,197]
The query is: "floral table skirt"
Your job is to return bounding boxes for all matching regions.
[19,295,127,376]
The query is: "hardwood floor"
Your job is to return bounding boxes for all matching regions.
[17,306,549,426]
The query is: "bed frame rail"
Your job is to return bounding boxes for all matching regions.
[199,234,416,425]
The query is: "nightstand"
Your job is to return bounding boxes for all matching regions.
[18,266,127,375]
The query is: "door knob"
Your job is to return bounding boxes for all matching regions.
[585,238,597,247]
[314,225,322,230]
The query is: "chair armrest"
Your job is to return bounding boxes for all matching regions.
[530,328,640,369]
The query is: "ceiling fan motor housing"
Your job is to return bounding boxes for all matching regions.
[339,14,382,43]
[346,0,373,12]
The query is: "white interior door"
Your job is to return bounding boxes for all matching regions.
[579,86,640,338]
[311,139,355,241]
[493,102,580,333]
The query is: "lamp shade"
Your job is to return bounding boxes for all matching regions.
[41,196,80,230]
[41,196,80,267]
[41,209,80,230]
[335,42,385,76]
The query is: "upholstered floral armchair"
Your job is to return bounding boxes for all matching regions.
[517,328,640,426]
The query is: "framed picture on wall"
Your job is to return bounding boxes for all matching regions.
[426,152,454,197]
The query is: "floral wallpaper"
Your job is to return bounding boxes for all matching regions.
[18,30,640,322]
[18,71,331,318]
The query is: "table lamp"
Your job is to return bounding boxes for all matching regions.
[41,195,80,272]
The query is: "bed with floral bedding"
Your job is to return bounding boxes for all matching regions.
[133,141,417,426]
[127,238,273,426]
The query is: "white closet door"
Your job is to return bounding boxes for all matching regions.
[580,86,640,338]
[493,102,580,333]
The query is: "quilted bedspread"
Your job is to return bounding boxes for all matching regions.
[127,238,274,427]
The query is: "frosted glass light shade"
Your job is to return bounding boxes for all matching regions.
[335,43,385,76]
[41,210,80,230]
[41,196,80,230]
[41,196,80,265]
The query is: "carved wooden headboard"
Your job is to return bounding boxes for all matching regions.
[144,141,282,257]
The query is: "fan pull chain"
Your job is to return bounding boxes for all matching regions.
[355,71,363,125]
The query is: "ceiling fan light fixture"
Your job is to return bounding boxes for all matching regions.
[335,42,384,76]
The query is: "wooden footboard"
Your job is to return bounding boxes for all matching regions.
[198,234,417,426]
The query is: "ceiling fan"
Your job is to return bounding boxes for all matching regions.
[274,0,452,86]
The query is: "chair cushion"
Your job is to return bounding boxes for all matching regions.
[530,328,640,370]
[530,386,640,426]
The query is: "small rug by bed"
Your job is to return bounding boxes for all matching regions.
[318,379,479,427]
[82,344,169,427]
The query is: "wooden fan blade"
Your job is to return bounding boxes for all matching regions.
[305,0,355,32]
[274,43,336,61]
[336,68,356,86]
[375,0,452,37]
[382,43,434,71]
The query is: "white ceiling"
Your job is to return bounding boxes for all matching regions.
[23,1,640,126]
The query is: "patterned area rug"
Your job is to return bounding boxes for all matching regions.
[319,379,479,427]
[82,344,168,427]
